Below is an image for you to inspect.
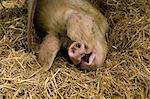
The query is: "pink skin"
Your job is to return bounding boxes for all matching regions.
[68,42,105,69]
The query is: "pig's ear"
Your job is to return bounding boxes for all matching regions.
[27,0,37,51]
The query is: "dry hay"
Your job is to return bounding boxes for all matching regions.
[0,0,150,98]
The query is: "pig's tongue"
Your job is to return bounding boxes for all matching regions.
[81,53,95,65]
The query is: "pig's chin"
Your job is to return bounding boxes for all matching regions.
[79,52,96,66]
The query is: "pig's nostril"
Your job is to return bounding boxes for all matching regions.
[72,47,76,53]
[75,43,81,48]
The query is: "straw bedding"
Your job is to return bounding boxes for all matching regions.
[0,0,150,98]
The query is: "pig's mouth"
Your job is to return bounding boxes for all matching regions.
[80,52,95,65]
[81,53,92,63]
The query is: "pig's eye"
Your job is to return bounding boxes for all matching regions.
[84,45,88,49]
